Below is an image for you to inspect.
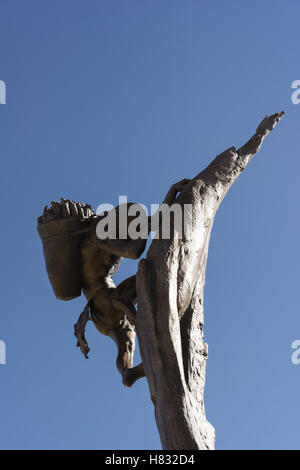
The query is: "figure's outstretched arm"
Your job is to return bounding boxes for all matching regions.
[92,180,191,259]
[148,178,191,229]
[94,236,147,260]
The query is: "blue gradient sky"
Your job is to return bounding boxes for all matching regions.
[0,0,299,450]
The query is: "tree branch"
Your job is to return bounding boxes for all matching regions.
[136,112,284,450]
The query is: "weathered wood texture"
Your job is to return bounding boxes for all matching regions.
[136,112,284,450]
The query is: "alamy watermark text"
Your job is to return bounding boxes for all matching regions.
[96,196,193,240]
[291,80,300,104]
[0,80,6,104]
[0,340,6,365]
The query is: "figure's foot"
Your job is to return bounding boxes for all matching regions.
[122,363,145,388]
[74,303,91,359]
[112,297,136,323]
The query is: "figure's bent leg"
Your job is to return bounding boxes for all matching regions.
[109,317,145,387]
[115,275,137,302]
[112,275,137,323]
[123,363,145,388]
[112,297,136,323]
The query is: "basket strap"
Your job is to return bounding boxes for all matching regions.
[41,226,92,242]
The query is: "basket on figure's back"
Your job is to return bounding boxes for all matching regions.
[37,199,95,301]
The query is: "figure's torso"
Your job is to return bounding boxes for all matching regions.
[81,233,121,293]
[80,234,124,334]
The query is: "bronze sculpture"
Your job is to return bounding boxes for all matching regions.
[37,179,190,387]
[38,111,284,449]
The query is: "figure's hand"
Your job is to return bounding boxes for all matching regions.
[256,111,285,137]
[171,179,191,193]
[161,179,192,206]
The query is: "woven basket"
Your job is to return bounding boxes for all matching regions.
[37,216,92,300]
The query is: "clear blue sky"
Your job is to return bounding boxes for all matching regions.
[0,0,299,450]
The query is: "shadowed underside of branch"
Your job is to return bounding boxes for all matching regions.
[136,112,284,450]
